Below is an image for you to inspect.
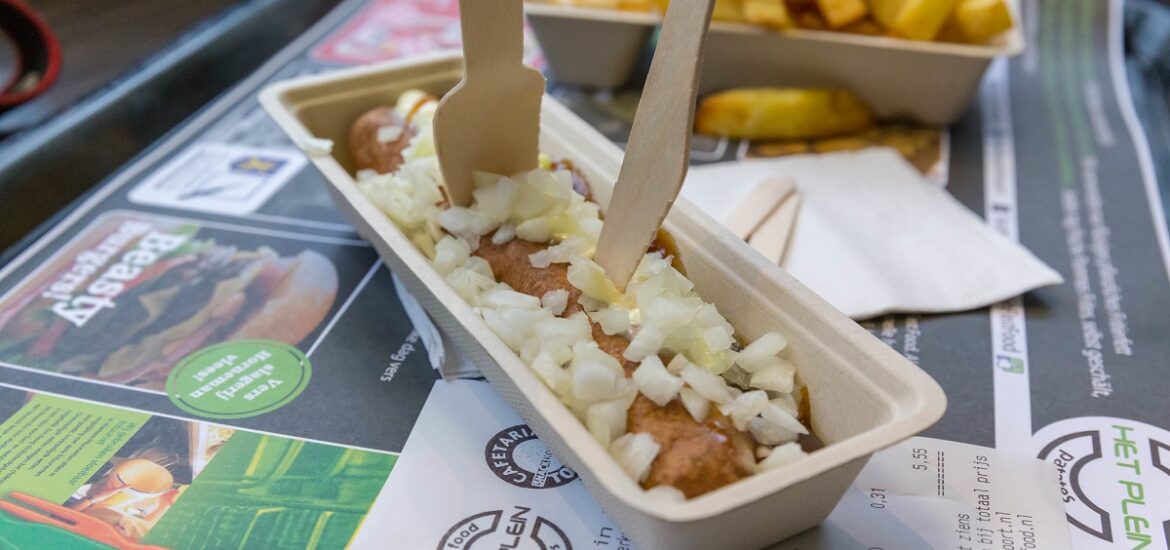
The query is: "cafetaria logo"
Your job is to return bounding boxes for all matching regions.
[1034,417,1170,549]
[485,424,577,489]
[438,506,571,550]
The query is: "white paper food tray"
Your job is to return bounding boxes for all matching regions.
[525,2,1025,125]
[259,52,946,549]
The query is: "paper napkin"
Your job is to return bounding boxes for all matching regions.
[683,148,1063,319]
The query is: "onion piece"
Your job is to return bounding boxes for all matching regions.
[531,352,570,396]
[720,390,769,431]
[433,236,470,275]
[588,306,631,335]
[541,289,570,316]
[567,257,624,304]
[633,356,684,406]
[760,403,809,435]
[737,332,789,372]
[586,399,629,445]
[609,433,660,483]
[492,223,516,245]
[749,415,799,446]
[623,325,665,362]
[438,206,495,237]
[666,354,690,375]
[515,217,552,242]
[680,364,734,405]
[770,393,799,417]
[678,387,709,423]
[749,358,797,393]
[483,285,542,310]
[755,442,806,473]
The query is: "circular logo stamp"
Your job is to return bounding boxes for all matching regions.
[438,507,572,550]
[485,424,577,489]
[166,339,311,419]
[1034,417,1170,548]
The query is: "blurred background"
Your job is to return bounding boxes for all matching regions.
[0,0,1168,255]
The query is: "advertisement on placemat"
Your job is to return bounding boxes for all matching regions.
[0,212,339,390]
[0,209,437,453]
[0,387,395,549]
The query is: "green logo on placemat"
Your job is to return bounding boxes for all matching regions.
[166,340,311,419]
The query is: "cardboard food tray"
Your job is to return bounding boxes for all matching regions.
[259,52,946,549]
[525,2,1025,125]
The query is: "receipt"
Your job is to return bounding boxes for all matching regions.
[777,437,1072,549]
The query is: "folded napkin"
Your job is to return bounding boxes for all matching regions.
[683,148,1063,319]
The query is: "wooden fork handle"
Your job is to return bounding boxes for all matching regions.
[594,0,716,290]
[458,0,525,77]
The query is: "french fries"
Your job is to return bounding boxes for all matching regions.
[947,0,1014,42]
[543,0,1013,44]
[815,0,868,29]
[868,0,907,27]
[887,0,956,40]
[743,0,793,28]
[694,88,875,140]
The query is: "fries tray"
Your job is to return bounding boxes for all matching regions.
[525,2,1024,125]
[260,53,946,549]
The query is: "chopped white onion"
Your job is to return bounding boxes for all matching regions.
[438,207,495,237]
[483,285,542,310]
[528,249,552,269]
[491,223,516,245]
[588,306,631,335]
[609,433,660,483]
[433,236,470,275]
[770,393,799,417]
[701,326,735,353]
[755,442,806,473]
[515,217,552,242]
[623,325,665,362]
[666,354,690,375]
[760,403,809,435]
[678,387,709,422]
[680,364,734,405]
[567,257,623,304]
[531,352,570,396]
[541,289,570,316]
[444,266,496,306]
[586,399,629,445]
[633,356,684,406]
[570,345,625,402]
[545,237,591,264]
[749,416,799,446]
[721,390,769,431]
[737,332,789,372]
[472,175,518,223]
[749,358,797,393]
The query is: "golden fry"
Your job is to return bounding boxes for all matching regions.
[948,0,1013,41]
[838,17,884,35]
[713,0,748,22]
[695,88,875,140]
[868,0,907,27]
[887,0,956,40]
[815,0,868,28]
[743,0,794,28]
[618,0,655,11]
